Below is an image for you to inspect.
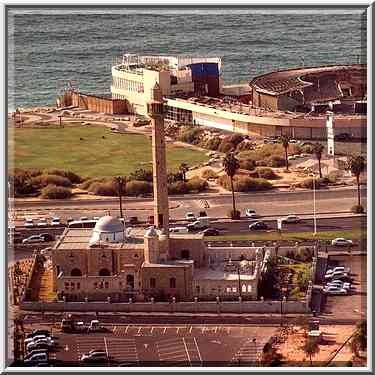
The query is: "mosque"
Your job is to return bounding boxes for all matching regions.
[51,84,264,303]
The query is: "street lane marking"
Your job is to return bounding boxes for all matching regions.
[125,325,129,334]
[182,338,192,366]
[163,327,167,334]
[177,327,180,334]
[194,337,203,364]
[189,326,193,334]
[150,327,154,334]
[137,327,142,334]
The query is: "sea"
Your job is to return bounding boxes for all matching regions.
[7,8,367,112]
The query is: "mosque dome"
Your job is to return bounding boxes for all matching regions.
[94,216,124,233]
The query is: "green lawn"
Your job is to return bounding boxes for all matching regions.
[207,229,366,242]
[9,125,208,177]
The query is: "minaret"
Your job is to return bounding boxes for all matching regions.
[147,83,169,236]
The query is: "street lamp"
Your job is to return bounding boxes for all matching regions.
[114,176,125,219]
[280,287,287,327]
[309,171,317,236]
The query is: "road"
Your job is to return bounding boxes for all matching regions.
[12,187,367,224]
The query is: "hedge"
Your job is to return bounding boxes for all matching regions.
[218,175,273,192]
[40,185,72,199]
[201,168,218,179]
[125,180,153,196]
[256,167,279,180]
[186,177,208,192]
[43,168,81,183]
[30,174,72,188]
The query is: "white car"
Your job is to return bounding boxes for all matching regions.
[331,238,353,246]
[24,335,52,345]
[37,218,48,227]
[326,266,351,275]
[245,209,257,218]
[289,139,298,144]
[281,215,301,224]
[80,350,108,363]
[323,286,348,295]
[80,216,89,221]
[326,281,351,290]
[288,155,298,161]
[22,235,44,244]
[185,212,196,222]
[24,218,34,227]
[51,217,61,226]
[93,217,100,221]
[324,270,348,280]
[26,338,54,351]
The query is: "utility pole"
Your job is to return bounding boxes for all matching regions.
[114,176,125,219]
[238,263,242,298]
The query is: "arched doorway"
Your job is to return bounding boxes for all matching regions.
[99,268,111,276]
[126,274,134,289]
[71,268,82,277]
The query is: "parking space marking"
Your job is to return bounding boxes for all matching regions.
[189,326,193,334]
[156,337,189,366]
[163,327,167,334]
[137,327,142,334]
[150,327,154,334]
[125,325,129,334]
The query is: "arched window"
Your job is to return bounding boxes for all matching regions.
[71,268,82,277]
[126,274,134,289]
[150,278,156,288]
[181,250,190,259]
[169,277,176,289]
[99,268,111,276]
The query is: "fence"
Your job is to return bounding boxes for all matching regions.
[20,298,309,314]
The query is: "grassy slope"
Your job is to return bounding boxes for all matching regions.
[10,126,208,177]
[207,229,366,241]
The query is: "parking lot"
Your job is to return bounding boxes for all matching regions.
[322,254,367,320]
[31,324,277,367]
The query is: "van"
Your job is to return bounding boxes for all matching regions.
[169,227,189,234]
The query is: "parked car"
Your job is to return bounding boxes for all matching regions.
[323,286,348,295]
[66,218,74,224]
[22,235,45,244]
[331,238,353,246]
[80,350,108,363]
[335,133,352,141]
[26,339,54,351]
[326,266,351,275]
[24,218,34,227]
[187,217,210,232]
[281,215,301,224]
[37,218,48,227]
[27,330,51,339]
[23,352,49,366]
[80,216,89,221]
[25,335,53,345]
[326,280,351,290]
[40,247,52,256]
[93,217,100,221]
[88,320,106,332]
[39,233,54,242]
[24,349,48,359]
[169,227,189,234]
[324,270,349,280]
[288,155,298,161]
[202,228,220,236]
[185,212,196,222]
[129,216,138,224]
[51,217,61,226]
[245,209,257,218]
[249,221,268,230]
[289,139,298,144]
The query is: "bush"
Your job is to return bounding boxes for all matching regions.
[201,168,218,179]
[296,247,314,262]
[255,159,268,167]
[297,177,327,190]
[30,174,72,188]
[290,287,305,300]
[267,155,286,168]
[126,180,152,196]
[43,168,81,183]
[351,204,365,213]
[178,127,204,144]
[168,181,189,195]
[203,136,221,150]
[239,158,256,171]
[218,141,235,153]
[91,181,118,196]
[226,134,244,147]
[79,177,106,190]
[233,176,273,192]
[40,185,72,199]
[10,169,40,196]
[186,177,208,192]
[236,140,254,152]
[128,168,153,182]
[256,167,278,179]
[227,209,241,219]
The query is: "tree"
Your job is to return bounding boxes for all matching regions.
[113,176,126,219]
[223,152,240,218]
[179,163,189,183]
[280,136,290,171]
[346,155,366,207]
[350,320,367,357]
[302,338,320,366]
[313,143,324,178]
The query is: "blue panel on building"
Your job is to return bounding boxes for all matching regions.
[189,63,219,78]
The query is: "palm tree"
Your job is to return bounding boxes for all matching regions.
[281,135,290,171]
[223,152,240,218]
[303,338,320,366]
[114,176,126,219]
[179,163,189,182]
[313,143,324,178]
[347,155,366,207]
